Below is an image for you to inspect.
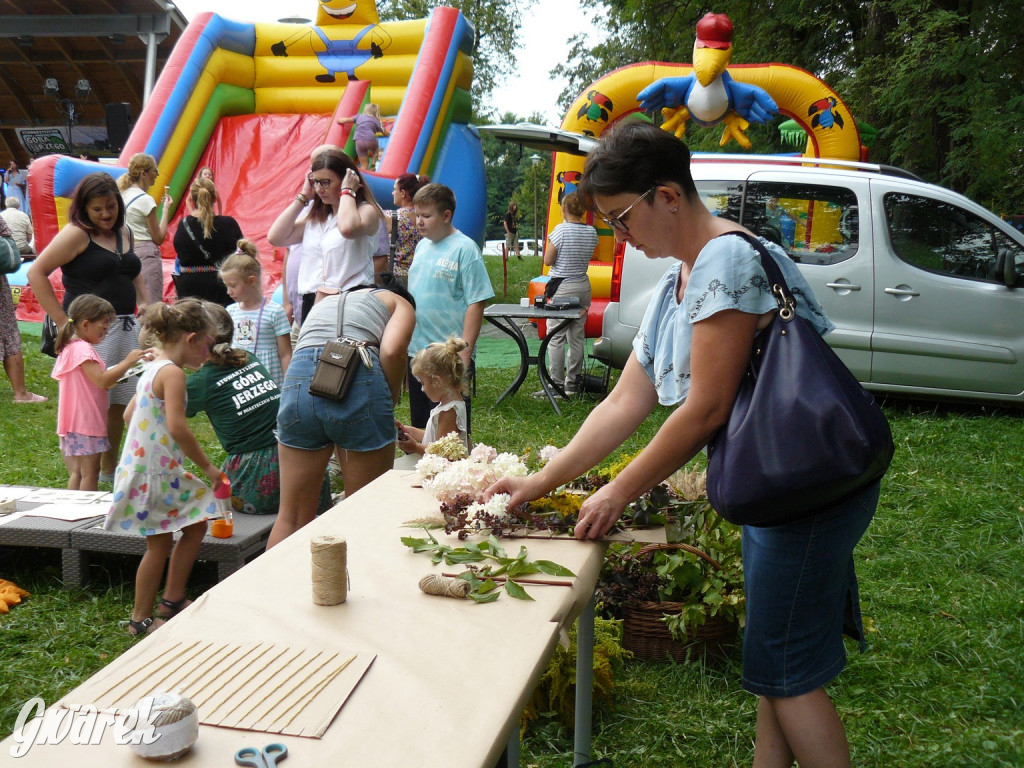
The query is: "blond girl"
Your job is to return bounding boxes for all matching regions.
[104,299,224,636]
[220,239,291,385]
[396,337,469,455]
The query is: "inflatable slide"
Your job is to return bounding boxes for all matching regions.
[20,0,485,320]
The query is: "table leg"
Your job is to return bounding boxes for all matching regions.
[505,727,520,768]
[573,594,595,767]
[537,318,574,416]
[484,316,533,405]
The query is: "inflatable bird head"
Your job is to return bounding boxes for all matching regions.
[692,13,733,87]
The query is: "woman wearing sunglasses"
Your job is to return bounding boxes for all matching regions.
[486,121,878,767]
[268,147,386,324]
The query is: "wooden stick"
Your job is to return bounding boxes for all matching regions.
[441,572,573,587]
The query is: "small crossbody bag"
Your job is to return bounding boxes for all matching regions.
[308,292,377,401]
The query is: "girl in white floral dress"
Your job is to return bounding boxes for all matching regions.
[105,299,226,636]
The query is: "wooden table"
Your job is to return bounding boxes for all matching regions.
[483,303,588,415]
[1,471,608,767]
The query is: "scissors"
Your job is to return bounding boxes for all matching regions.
[235,742,288,768]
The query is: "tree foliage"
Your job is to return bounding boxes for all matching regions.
[555,0,1024,214]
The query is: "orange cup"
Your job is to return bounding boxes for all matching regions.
[210,519,233,538]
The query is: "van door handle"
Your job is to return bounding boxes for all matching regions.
[884,286,920,297]
[825,281,861,291]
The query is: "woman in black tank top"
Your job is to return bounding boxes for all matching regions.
[29,172,150,479]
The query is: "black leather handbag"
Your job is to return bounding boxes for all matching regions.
[40,315,59,358]
[705,233,894,526]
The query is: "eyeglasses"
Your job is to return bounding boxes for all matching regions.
[599,187,655,235]
[308,175,334,190]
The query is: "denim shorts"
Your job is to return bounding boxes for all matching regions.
[741,480,880,698]
[277,346,395,452]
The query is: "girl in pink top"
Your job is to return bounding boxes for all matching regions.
[51,294,154,490]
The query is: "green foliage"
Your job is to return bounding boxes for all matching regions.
[401,529,575,602]
[522,614,632,732]
[378,0,536,109]
[598,500,746,640]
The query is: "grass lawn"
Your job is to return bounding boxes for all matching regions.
[2,277,1024,764]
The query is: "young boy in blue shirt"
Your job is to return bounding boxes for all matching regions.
[406,183,494,429]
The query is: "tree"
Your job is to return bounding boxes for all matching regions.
[378,0,536,110]
[556,0,1024,214]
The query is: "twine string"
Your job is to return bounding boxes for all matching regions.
[418,573,470,599]
[311,536,348,605]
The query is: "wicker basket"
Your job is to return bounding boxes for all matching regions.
[621,542,739,663]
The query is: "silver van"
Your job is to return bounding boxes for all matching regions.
[595,155,1024,405]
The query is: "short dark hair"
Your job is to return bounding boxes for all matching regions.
[577,121,699,210]
[413,183,456,215]
[67,172,125,233]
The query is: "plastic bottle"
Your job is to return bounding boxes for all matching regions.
[210,473,233,538]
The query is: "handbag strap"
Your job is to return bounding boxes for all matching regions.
[334,291,348,340]
[720,231,796,320]
[182,217,218,264]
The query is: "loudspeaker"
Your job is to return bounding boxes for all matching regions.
[105,102,131,151]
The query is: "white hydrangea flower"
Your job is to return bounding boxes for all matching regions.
[491,452,528,478]
[465,493,511,524]
[470,443,498,463]
[539,445,561,465]
[415,453,450,481]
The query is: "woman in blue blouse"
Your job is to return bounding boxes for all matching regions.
[486,121,878,767]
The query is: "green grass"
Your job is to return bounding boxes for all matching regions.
[2,322,1024,765]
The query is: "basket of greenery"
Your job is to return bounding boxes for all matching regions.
[597,490,745,663]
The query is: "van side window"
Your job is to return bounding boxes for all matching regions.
[741,182,859,266]
[696,182,743,222]
[884,192,1024,284]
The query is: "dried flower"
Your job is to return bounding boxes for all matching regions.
[426,431,469,461]
[666,466,706,501]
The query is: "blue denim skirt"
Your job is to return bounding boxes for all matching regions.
[277,346,395,453]
[741,480,880,697]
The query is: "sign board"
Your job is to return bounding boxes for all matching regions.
[17,126,116,159]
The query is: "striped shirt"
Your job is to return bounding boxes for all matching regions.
[547,222,598,279]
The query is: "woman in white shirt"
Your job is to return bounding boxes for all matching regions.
[268,147,386,325]
[117,153,171,305]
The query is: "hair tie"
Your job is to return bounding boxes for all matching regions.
[212,342,232,355]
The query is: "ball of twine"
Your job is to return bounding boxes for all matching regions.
[418,573,470,599]
[146,692,197,727]
[311,535,348,605]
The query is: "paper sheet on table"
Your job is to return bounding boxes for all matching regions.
[0,486,37,501]
[0,511,28,527]
[20,489,109,504]
[65,639,375,738]
[20,503,108,522]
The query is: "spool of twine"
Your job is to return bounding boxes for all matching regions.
[146,693,197,727]
[311,535,348,605]
[418,573,470,599]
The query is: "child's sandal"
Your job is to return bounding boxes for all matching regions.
[156,596,191,620]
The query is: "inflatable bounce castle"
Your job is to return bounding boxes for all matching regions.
[18,0,484,321]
